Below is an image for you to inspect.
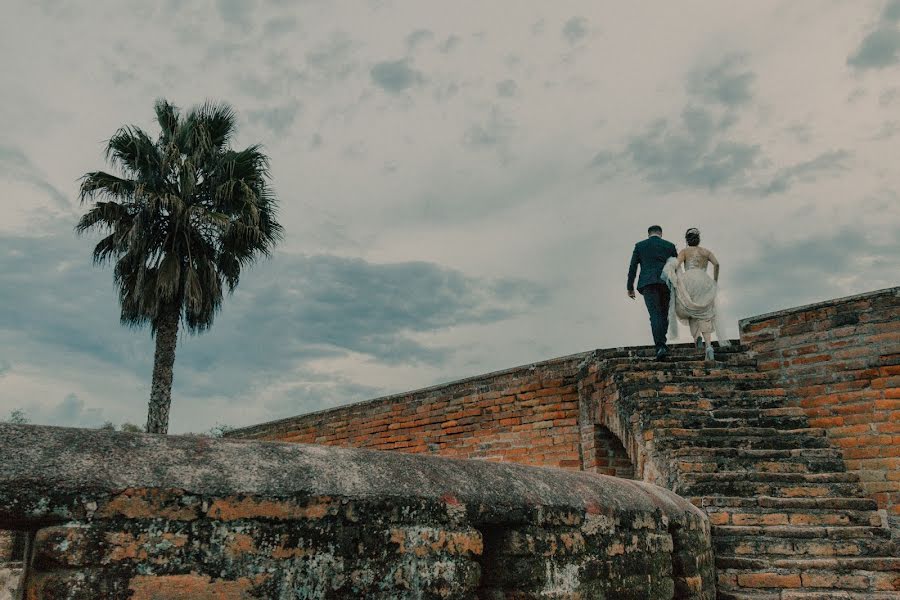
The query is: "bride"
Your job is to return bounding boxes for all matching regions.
[662,228,729,361]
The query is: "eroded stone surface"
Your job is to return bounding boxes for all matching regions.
[0,424,714,599]
[0,564,22,600]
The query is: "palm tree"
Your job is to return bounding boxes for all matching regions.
[77,99,283,434]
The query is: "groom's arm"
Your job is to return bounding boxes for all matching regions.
[627,245,639,297]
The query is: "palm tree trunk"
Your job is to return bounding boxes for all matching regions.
[146,306,180,434]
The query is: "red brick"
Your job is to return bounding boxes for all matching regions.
[737,573,801,588]
[128,573,268,600]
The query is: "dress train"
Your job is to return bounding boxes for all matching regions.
[661,257,730,347]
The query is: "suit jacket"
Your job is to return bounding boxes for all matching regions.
[627,236,677,293]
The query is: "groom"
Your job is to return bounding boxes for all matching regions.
[627,225,678,360]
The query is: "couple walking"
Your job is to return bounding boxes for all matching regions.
[627,225,729,361]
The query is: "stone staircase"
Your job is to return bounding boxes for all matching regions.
[599,344,899,599]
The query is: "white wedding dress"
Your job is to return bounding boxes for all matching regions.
[662,248,729,354]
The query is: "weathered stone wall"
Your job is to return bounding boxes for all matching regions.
[740,287,900,527]
[0,531,15,562]
[577,351,663,484]
[0,530,23,600]
[229,353,589,470]
[0,563,22,600]
[0,424,716,599]
[232,287,900,532]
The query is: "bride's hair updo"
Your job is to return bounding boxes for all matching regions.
[685,228,701,247]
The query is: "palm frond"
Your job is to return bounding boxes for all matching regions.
[79,98,282,335]
[183,265,203,312]
[91,233,119,265]
[105,126,162,181]
[191,100,236,151]
[75,201,132,234]
[156,253,181,301]
[79,171,137,204]
[154,99,180,143]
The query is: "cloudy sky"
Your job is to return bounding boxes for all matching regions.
[1,1,898,433]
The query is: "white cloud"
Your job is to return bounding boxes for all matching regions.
[1,1,898,433]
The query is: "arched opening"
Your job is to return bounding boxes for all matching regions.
[588,425,635,479]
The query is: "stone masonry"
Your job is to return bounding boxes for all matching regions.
[0,423,715,599]
[740,288,900,532]
[0,530,22,600]
[231,287,900,598]
[578,344,898,598]
[1,288,896,598]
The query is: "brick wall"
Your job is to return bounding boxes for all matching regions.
[0,424,716,600]
[740,287,900,526]
[230,353,589,470]
[232,287,899,527]
[591,425,635,479]
[577,356,648,480]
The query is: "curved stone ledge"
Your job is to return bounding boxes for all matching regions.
[0,424,701,525]
[0,424,715,599]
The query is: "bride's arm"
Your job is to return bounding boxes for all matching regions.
[676,249,686,271]
[707,249,720,282]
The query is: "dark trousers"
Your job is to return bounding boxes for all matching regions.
[641,283,671,350]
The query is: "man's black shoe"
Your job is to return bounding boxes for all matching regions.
[655,346,668,361]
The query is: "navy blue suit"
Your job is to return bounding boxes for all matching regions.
[627,236,677,350]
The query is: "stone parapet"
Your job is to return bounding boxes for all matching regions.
[0,423,715,599]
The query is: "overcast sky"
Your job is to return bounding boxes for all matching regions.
[1,1,898,433]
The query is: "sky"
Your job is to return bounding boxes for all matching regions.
[1,1,898,433]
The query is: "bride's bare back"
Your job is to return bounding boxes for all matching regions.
[677,246,720,281]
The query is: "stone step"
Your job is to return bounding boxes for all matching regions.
[618,372,777,391]
[608,359,760,373]
[629,388,792,407]
[716,557,900,594]
[654,427,831,451]
[675,455,847,476]
[713,525,891,539]
[597,343,898,597]
[712,525,895,558]
[620,366,773,380]
[598,341,746,360]
[621,385,789,403]
[712,524,892,541]
[710,406,807,420]
[693,496,880,512]
[704,505,884,527]
[697,495,884,528]
[640,394,790,411]
[649,413,809,431]
[671,447,845,460]
[718,590,900,600]
[640,393,806,410]
[672,448,847,474]
[717,555,900,571]
[677,477,863,499]
[661,426,827,438]
[654,405,807,422]
[686,472,861,485]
